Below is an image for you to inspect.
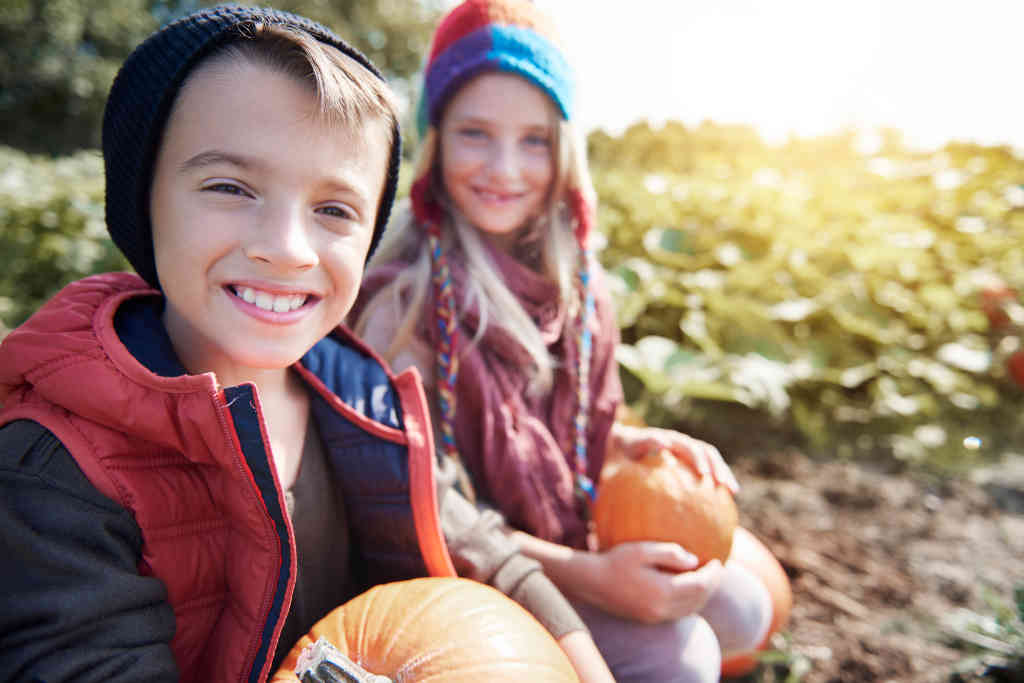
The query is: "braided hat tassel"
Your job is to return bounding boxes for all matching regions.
[573,253,596,507]
[428,225,460,461]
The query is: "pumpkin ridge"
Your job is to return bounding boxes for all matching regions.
[395,637,459,678]
[384,579,465,677]
[353,583,386,671]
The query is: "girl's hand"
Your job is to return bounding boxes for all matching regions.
[610,423,740,494]
[589,541,724,624]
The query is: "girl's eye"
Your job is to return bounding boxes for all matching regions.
[459,127,487,140]
[202,182,251,197]
[524,134,551,148]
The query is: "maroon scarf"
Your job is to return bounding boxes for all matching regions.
[357,243,622,549]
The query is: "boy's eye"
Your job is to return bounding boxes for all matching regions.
[202,182,252,197]
[317,204,358,221]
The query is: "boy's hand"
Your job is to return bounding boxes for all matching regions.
[589,540,724,624]
[611,423,740,494]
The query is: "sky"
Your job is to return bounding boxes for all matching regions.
[518,0,1024,152]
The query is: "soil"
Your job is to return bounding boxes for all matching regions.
[720,446,1024,683]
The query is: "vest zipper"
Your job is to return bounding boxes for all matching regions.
[216,386,296,683]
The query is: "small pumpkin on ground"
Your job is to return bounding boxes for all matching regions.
[593,448,739,566]
[272,577,579,682]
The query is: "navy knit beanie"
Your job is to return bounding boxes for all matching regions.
[102,5,402,289]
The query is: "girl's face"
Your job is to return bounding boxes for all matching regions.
[439,72,556,250]
[149,57,391,387]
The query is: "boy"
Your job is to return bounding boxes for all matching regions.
[0,6,607,681]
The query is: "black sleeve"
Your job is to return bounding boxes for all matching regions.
[0,420,179,682]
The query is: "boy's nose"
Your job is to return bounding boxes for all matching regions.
[243,204,318,270]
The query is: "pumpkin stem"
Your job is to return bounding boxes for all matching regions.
[295,637,393,683]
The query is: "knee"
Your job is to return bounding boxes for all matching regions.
[674,615,722,683]
[701,561,774,657]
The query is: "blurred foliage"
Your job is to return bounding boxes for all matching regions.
[0,0,440,155]
[0,146,128,335]
[0,0,158,154]
[947,585,1024,680]
[592,121,1024,467]
[242,0,442,84]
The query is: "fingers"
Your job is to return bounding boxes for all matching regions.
[666,432,740,494]
[690,436,740,494]
[612,423,648,460]
[619,425,741,494]
[599,544,725,622]
[665,559,724,615]
[669,558,724,593]
[640,541,700,573]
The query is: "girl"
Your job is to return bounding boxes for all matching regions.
[354,1,783,681]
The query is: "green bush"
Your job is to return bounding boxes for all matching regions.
[0,146,128,335]
[594,122,1024,466]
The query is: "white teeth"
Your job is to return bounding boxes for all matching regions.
[235,286,308,312]
[479,189,518,202]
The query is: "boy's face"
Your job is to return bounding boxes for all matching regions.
[149,57,391,382]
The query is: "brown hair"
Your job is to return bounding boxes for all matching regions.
[206,22,399,143]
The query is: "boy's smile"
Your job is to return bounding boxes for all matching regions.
[148,57,391,387]
[227,283,316,317]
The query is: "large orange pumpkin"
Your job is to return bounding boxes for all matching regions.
[720,527,793,677]
[272,577,579,682]
[593,448,738,566]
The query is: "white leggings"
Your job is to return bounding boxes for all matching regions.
[572,561,773,683]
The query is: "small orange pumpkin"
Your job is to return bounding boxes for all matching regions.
[720,527,793,677]
[272,577,579,682]
[593,448,738,566]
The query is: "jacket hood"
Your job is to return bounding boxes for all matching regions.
[0,273,230,462]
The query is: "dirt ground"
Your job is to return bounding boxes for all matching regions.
[719,445,1024,683]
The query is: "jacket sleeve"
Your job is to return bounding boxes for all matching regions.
[434,455,587,640]
[0,420,179,682]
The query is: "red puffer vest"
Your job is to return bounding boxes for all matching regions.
[0,273,456,682]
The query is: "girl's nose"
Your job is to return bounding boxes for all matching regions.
[488,139,521,181]
[243,203,318,270]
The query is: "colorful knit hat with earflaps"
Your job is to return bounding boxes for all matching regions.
[411,0,600,505]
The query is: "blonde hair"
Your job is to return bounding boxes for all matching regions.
[204,23,399,144]
[355,111,595,394]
